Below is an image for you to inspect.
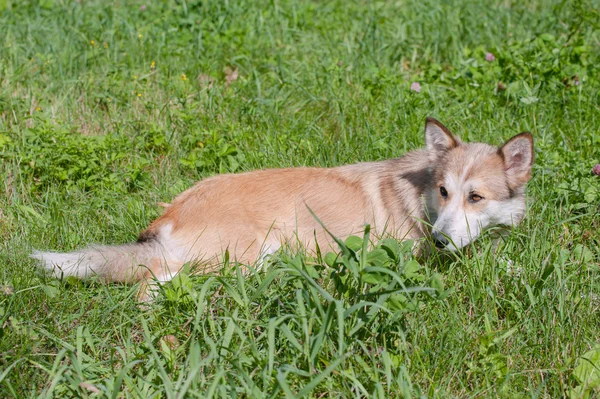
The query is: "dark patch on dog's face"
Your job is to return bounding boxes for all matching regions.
[399,167,432,195]
[137,229,158,243]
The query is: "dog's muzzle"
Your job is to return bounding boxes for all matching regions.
[432,232,449,249]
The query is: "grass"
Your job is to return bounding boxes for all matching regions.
[0,0,599,397]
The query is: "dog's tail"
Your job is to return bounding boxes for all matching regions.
[31,240,164,284]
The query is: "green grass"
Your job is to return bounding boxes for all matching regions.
[1,0,599,397]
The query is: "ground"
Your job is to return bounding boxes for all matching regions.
[0,0,599,397]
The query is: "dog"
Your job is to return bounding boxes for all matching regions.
[32,118,534,299]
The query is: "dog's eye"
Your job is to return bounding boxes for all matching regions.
[440,186,448,198]
[469,193,483,203]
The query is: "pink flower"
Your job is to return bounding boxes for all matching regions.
[140,5,147,11]
[410,82,421,93]
[485,52,496,62]
[593,164,600,176]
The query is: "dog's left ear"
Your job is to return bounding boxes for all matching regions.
[499,132,534,188]
[425,117,460,155]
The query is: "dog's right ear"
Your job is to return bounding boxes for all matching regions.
[425,117,460,155]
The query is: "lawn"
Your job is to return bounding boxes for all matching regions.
[0,0,599,397]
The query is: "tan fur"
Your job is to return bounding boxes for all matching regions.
[32,118,534,300]
[143,152,432,271]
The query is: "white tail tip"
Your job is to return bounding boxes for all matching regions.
[31,250,92,278]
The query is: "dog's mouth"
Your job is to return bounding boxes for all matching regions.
[431,231,473,252]
[431,225,509,252]
[432,234,450,249]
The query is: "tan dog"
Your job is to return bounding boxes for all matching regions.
[32,118,534,299]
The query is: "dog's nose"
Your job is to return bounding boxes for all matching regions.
[433,234,448,249]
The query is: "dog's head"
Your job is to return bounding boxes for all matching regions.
[424,117,534,251]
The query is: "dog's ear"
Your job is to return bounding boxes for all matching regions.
[425,117,460,155]
[499,132,534,189]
